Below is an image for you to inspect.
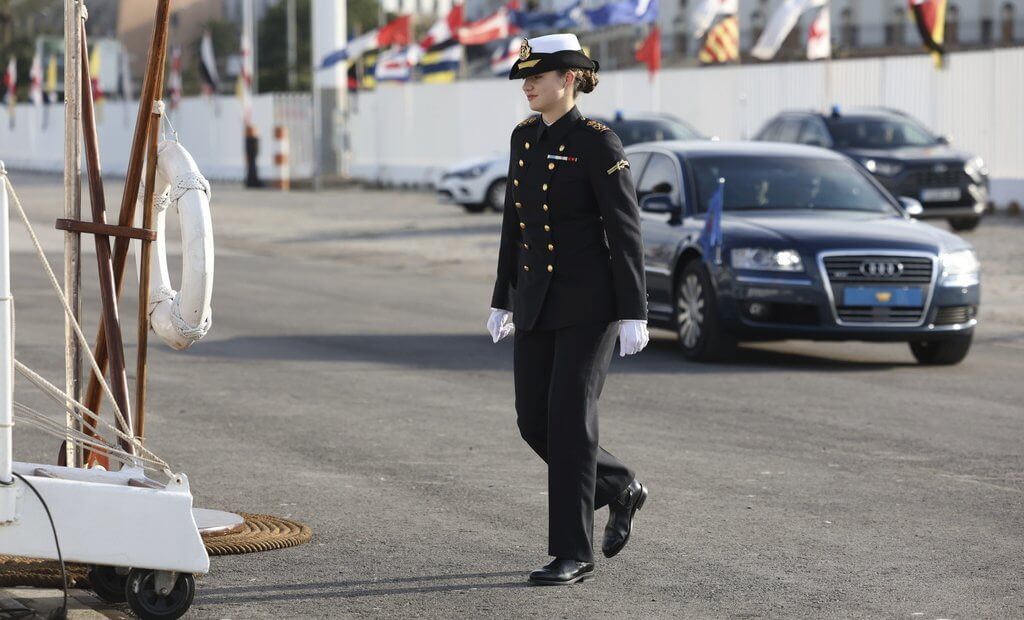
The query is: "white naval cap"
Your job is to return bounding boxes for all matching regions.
[525,33,583,54]
[509,32,599,80]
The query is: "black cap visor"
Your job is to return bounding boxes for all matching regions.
[509,50,599,80]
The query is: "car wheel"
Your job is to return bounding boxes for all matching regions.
[948,216,981,231]
[462,203,487,213]
[909,334,972,365]
[486,179,507,212]
[675,261,735,361]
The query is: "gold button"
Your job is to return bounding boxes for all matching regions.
[513,179,519,187]
[524,265,530,272]
[542,204,549,212]
[518,159,524,167]
[519,222,526,230]
[547,265,553,272]
[559,144,565,152]
[544,224,551,232]
[542,183,548,191]
[548,163,555,170]
[547,243,554,251]
[525,142,531,149]
[515,202,522,208]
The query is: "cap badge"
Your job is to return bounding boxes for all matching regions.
[519,40,532,61]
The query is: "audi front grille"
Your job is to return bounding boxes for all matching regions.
[818,252,938,327]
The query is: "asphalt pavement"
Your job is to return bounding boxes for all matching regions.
[3,172,1023,618]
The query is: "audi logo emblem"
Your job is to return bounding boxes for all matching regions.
[860,260,904,277]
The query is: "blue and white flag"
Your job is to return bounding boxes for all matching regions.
[491,36,521,77]
[699,177,724,263]
[375,46,412,82]
[512,0,583,33]
[585,0,658,28]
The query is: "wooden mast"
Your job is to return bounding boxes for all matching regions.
[80,0,172,464]
[78,23,135,454]
[134,44,168,443]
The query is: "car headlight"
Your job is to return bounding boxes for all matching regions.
[964,156,987,181]
[730,248,804,272]
[450,164,488,179]
[940,249,980,287]
[862,159,903,176]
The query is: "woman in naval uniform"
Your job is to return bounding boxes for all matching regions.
[486,33,651,586]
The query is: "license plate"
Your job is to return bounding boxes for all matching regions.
[843,286,923,307]
[920,187,961,202]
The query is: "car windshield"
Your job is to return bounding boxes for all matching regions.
[690,156,898,215]
[825,116,939,149]
[608,119,703,146]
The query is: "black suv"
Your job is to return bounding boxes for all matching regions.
[595,111,707,146]
[755,107,989,231]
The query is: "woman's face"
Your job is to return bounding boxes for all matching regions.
[522,70,574,112]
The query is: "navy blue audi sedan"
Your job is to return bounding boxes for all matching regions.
[627,141,981,365]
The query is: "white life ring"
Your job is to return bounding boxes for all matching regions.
[133,140,214,350]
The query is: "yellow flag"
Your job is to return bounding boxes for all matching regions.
[45,54,57,97]
[89,44,101,77]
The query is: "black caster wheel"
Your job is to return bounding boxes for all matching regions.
[88,565,129,603]
[124,568,195,620]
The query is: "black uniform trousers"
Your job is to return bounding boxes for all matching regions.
[513,320,635,563]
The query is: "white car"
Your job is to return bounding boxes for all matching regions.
[437,111,708,214]
[436,155,508,213]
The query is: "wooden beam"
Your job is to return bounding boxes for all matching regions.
[55,219,157,242]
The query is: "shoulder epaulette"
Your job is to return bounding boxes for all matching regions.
[584,119,610,133]
[517,115,540,128]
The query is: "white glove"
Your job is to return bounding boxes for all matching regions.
[618,320,649,357]
[487,308,515,343]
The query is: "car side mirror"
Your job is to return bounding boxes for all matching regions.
[641,194,681,215]
[898,196,924,217]
[936,135,950,145]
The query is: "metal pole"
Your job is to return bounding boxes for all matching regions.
[63,0,84,468]
[287,0,298,91]
[0,163,13,487]
[250,0,259,95]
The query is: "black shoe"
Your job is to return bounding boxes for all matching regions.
[528,558,595,586]
[602,478,648,558]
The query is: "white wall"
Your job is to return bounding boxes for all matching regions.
[0,93,312,183]
[2,48,1022,207]
[346,47,1024,207]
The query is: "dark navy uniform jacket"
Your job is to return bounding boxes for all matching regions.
[490,105,648,331]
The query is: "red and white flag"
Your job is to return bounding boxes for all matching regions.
[29,52,43,107]
[375,46,413,82]
[751,0,827,61]
[421,4,464,49]
[168,46,183,110]
[4,57,16,127]
[807,5,831,60]
[459,6,518,46]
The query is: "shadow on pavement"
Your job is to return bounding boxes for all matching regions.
[194,571,529,604]
[189,332,916,373]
